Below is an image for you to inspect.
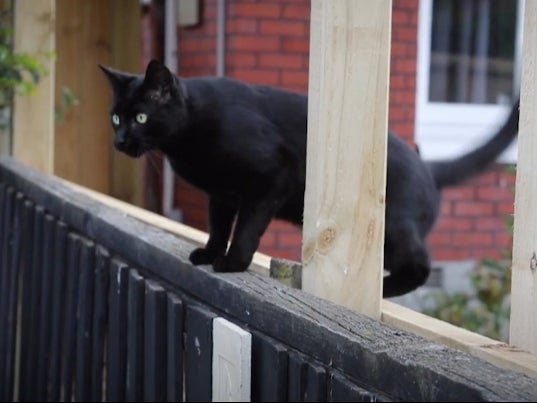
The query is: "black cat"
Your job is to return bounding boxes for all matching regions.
[100,59,519,297]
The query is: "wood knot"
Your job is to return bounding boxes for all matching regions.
[531,252,537,272]
[318,227,336,253]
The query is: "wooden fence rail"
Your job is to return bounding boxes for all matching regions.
[1,156,537,401]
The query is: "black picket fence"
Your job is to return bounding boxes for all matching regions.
[0,156,536,402]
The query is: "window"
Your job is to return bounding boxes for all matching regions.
[415,0,524,163]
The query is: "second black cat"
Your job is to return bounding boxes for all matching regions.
[100,59,519,297]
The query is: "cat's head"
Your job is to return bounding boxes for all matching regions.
[99,59,187,158]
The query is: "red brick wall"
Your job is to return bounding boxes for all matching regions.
[168,0,514,265]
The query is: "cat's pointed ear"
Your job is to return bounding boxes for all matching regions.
[142,59,182,102]
[99,64,136,94]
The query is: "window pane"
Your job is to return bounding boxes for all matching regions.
[429,0,517,104]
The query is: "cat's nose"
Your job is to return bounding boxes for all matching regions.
[114,132,127,149]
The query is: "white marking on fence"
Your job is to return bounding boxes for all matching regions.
[212,317,252,402]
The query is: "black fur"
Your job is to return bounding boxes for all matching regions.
[100,59,519,297]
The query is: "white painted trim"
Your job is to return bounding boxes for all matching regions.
[415,0,523,163]
[212,318,252,402]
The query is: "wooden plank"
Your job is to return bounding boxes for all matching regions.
[54,0,112,193]
[0,186,14,399]
[21,205,45,402]
[304,360,327,402]
[185,304,216,402]
[48,220,68,401]
[12,0,55,174]
[143,280,167,402]
[106,259,129,402]
[3,157,537,400]
[110,0,143,205]
[329,372,388,402]
[75,238,96,401]
[166,294,184,402]
[36,214,56,398]
[287,351,327,402]
[302,0,391,318]
[287,351,307,402]
[510,0,537,355]
[382,300,537,379]
[15,200,35,402]
[3,192,24,401]
[126,269,145,401]
[251,332,288,402]
[212,317,252,402]
[91,246,110,402]
[60,233,82,401]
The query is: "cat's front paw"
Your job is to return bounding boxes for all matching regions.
[212,256,249,273]
[189,247,218,265]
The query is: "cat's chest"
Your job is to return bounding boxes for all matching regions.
[167,155,243,199]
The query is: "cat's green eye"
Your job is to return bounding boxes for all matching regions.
[112,114,120,126]
[136,113,148,124]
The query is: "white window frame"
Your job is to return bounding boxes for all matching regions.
[415,0,524,163]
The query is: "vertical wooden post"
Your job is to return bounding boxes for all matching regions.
[12,0,56,174]
[302,0,391,319]
[110,0,143,205]
[510,0,537,354]
[54,0,113,194]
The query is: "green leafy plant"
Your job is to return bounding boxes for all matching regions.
[0,26,47,107]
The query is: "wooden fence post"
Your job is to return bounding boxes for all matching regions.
[510,0,537,354]
[302,0,392,319]
[12,0,55,174]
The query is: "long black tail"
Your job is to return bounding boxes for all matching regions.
[429,99,520,189]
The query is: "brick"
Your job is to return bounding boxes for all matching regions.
[443,186,475,201]
[282,4,311,19]
[428,232,452,246]
[282,37,310,53]
[432,248,471,261]
[392,27,417,42]
[476,185,514,201]
[269,220,299,232]
[454,201,494,216]
[260,230,277,248]
[281,71,308,89]
[434,217,473,231]
[495,232,513,247]
[273,248,301,261]
[180,38,216,52]
[259,53,302,69]
[392,58,417,74]
[226,18,258,34]
[394,0,419,12]
[228,35,281,51]
[277,231,303,248]
[474,217,505,231]
[180,53,217,69]
[496,202,514,215]
[453,232,493,247]
[392,10,410,25]
[260,20,308,36]
[229,68,280,84]
[226,52,257,68]
[228,2,282,18]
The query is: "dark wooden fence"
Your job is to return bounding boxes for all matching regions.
[1,156,537,402]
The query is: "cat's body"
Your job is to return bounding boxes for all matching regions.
[100,60,519,297]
